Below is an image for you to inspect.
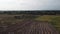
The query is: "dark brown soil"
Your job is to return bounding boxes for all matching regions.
[0,20,59,34]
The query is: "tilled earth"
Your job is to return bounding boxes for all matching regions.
[0,20,59,34]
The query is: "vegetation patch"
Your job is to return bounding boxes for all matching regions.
[34,15,56,21]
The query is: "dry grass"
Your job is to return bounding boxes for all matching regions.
[0,14,24,26]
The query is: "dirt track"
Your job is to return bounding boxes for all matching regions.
[0,20,59,34]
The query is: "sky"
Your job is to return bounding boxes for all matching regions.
[0,0,60,10]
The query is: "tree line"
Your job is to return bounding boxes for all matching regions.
[0,10,60,15]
